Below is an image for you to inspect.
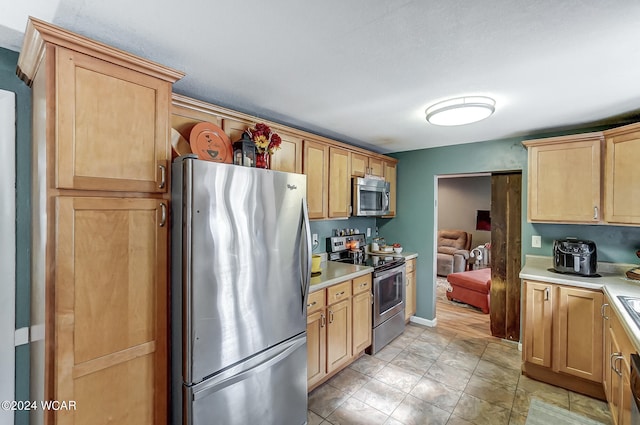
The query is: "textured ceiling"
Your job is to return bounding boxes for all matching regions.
[3,1,640,153]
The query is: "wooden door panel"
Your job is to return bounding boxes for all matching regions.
[55,196,167,422]
[526,136,602,222]
[304,141,328,219]
[272,134,302,174]
[72,354,155,425]
[328,147,350,218]
[604,128,640,224]
[556,286,603,382]
[369,157,384,177]
[57,48,170,192]
[327,299,351,373]
[306,310,326,387]
[351,153,367,177]
[352,291,371,354]
[524,281,552,367]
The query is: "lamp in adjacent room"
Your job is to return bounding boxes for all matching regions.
[426,96,495,126]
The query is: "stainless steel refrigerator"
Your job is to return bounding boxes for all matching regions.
[171,156,311,425]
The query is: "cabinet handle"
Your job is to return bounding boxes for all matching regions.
[593,206,598,220]
[611,352,623,375]
[612,353,624,376]
[159,203,167,227]
[601,303,609,320]
[321,313,326,328]
[370,292,374,305]
[159,164,166,189]
[335,291,345,298]
[307,301,317,308]
[329,310,334,324]
[544,287,550,301]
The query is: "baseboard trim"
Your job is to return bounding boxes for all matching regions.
[409,316,437,327]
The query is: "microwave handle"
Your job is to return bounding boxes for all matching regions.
[384,191,390,211]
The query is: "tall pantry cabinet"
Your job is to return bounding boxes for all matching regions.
[17,18,183,424]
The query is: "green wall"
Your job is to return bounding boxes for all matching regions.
[1,46,31,425]
[379,134,640,322]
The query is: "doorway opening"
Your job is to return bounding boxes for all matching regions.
[434,171,522,341]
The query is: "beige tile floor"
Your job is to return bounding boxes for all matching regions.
[307,323,613,425]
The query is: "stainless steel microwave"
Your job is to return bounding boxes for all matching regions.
[353,177,390,216]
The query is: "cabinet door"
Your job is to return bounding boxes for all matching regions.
[369,157,384,177]
[383,161,397,217]
[604,125,640,224]
[56,47,171,193]
[405,270,416,321]
[328,147,351,218]
[525,135,602,223]
[326,299,352,374]
[523,281,553,367]
[306,309,327,388]
[303,140,328,219]
[352,291,372,354]
[351,152,368,177]
[55,196,168,424]
[555,286,603,382]
[272,133,302,174]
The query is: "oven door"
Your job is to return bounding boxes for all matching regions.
[372,265,405,327]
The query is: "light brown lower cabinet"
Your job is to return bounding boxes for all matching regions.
[352,275,372,354]
[522,280,604,399]
[307,274,372,391]
[603,296,633,425]
[405,258,416,321]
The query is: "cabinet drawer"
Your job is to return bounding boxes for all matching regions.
[352,274,372,295]
[405,259,415,273]
[307,290,325,314]
[327,281,352,304]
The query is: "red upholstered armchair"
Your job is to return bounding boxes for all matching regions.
[436,230,472,277]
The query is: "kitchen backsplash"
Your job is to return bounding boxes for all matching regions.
[310,217,378,253]
[531,223,640,264]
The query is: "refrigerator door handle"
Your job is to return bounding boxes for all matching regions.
[192,336,306,400]
[300,199,312,312]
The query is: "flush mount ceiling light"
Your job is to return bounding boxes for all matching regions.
[425,96,496,126]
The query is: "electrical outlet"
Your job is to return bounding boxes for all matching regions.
[312,233,318,245]
[532,235,542,248]
[366,227,371,237]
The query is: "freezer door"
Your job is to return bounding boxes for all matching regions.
[183,159,311,383]
[185,335,307,425]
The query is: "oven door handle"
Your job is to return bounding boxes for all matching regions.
[374,265,406,280]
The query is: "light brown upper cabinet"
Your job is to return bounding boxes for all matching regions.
[54,47,175,193]
[328,147,351,217]
[523,133,603,223]
[603,122,640,225]
[383,160,397,217]
[271,132,303,174]
[351,153,384,177]
[304,140,329,219]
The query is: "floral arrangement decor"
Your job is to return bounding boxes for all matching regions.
[245,123,282,169]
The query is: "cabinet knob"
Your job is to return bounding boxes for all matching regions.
[601,303,609,320]
[544,287,550,301]
[593,206,598,220]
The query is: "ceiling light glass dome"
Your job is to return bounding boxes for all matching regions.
[425,96,496,126]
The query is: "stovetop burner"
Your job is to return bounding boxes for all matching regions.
[327,234,404,272]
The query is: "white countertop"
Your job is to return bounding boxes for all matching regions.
[309,261,374,293]
[521,255,640,350]
[309,251,418,293]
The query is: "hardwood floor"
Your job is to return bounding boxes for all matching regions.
[435,282,492,340]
